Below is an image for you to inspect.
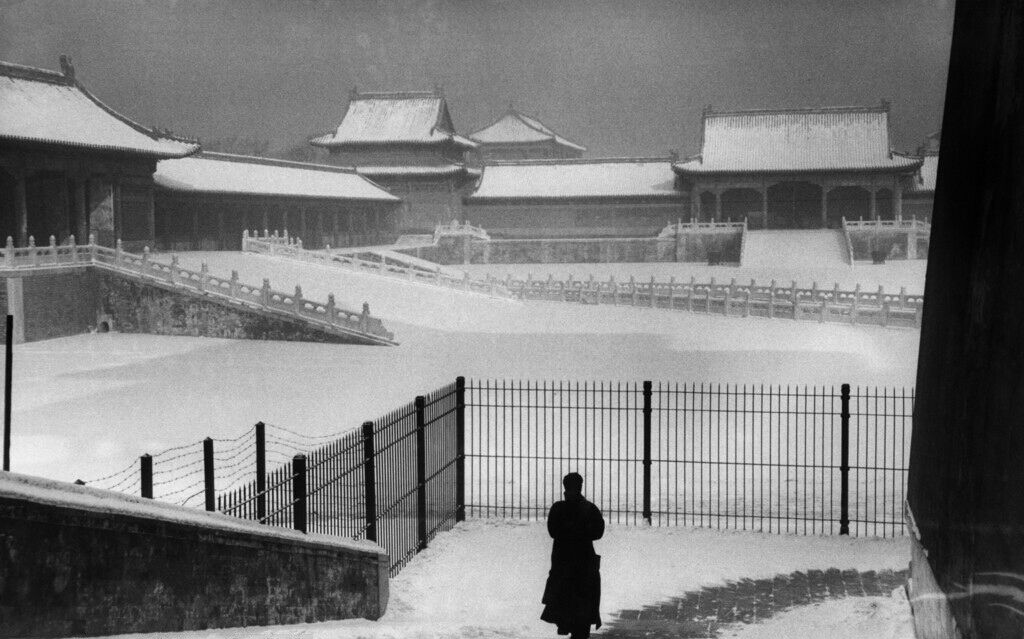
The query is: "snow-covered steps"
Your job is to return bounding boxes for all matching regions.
[742,230,850,269]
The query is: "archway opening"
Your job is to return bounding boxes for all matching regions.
[766,181,823,229]
[826,186,871,228]
[721,188,764,228]
[875,188,895,220]
[698,191,717,222]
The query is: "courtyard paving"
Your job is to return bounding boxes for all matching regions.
[597,568,908,638]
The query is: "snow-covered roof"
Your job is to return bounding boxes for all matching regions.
[908,154,939,194]
[0,59,198,158]
[467,158,681,200]
[676,106,921,175]
[470,109,586,152]
[155,152,400,202]
[354,164,478,179]
[312,89,477,149]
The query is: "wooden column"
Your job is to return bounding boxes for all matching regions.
[713,189,722,221]
[298,204,307,242]
[894,177,904,220]
[216,208,225,250]
[74,176,88,240]
[689,187,699,222]
[14,170,27,246]
[761,182,768,229]
[330,208,339,246]
[820,181,829,227]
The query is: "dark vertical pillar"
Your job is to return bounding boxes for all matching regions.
[140,454,152,499]
[415,395,428,551]
[14,171,27,247]
[2,315,10,472]
[455,376,466,522]
[203,437,215,512]
[362,421,377,541]
[839,383,850,535]
[293,454,307,533]
[255,421,266,521]
[642,381,652,524]
[907,4,1024,638]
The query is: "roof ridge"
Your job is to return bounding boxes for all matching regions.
[195,151,359,174]
[706,105,889,118]
[489,156,671,166]
[511,111,556,138]
[0,60,70,85]
[72,77,198,155]
[351,90,440,100]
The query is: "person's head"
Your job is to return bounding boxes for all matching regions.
[563,472,583,495]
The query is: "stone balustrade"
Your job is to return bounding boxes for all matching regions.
[0,235,396,345]
[242,229,513,299]
[501,273,923,328]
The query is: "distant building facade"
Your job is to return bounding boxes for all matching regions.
[0,57,198,251]
[469,108,586,162]
[463,157,685,238]
[673,104,923,229]
[311,88,479,234]
[153,153,401,251]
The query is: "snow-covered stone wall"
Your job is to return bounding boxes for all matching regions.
[0,472,389,637]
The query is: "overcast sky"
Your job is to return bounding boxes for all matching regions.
[0,0,955,157]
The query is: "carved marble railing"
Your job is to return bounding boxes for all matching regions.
[501,272,924,328]
[0,234,397,345]
[242,230,513,299]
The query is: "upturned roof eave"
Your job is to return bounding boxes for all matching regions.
[0,132,199,159]
[672,160,923,177]
[154,183,402,204]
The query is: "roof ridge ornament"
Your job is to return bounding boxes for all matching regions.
[59,55,74,81]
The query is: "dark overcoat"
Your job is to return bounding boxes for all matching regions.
[540,493,605,632]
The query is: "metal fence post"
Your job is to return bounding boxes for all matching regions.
[203,437,215,512]
[840,384,851,535]
[3,314,11,472]
[455,376,466,522]
[642,381,653,524]
[140,454,152,499]
[415,395,428,551]
[293,454,307,533]
[362,421,377,542]
[255,422,266,521]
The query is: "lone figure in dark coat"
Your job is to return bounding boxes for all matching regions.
[541,472,605,639]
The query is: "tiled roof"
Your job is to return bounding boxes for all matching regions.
[908,154,939,194]
[312,90,477,149]
[155,153,400,201]
[676,106,921,174]
[467,158,681,200]
[470,109,586,152]
[0,60,198,158]
[354,164,478,179]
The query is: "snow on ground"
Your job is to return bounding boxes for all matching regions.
[460,259,928,295]
[76,519,911,639]
[719,592,914,639]
[8,251,920,485]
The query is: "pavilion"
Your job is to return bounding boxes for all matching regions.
[153,152,401,251]
[463,157,684,238]
[311,88,479,233]
[0,57,198,251]
[673,103,922,229]
[469,107,586,162]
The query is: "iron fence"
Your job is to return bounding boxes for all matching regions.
[88,376,912,579]
[464,380,912,537]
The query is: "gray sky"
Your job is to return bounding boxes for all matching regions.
[0,0,955,157]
